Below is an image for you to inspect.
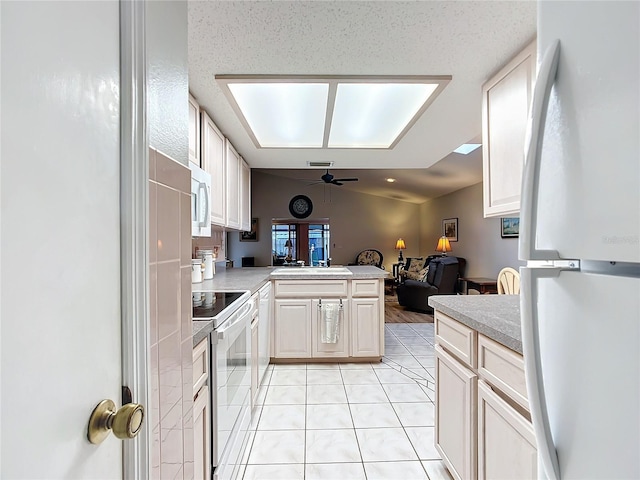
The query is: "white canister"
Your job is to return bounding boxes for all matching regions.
[197,249,215,280]
[191,259,203,284]
[203,292,215,307]
[192,292,203,307]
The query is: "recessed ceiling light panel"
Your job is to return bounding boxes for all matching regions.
[217,75,451,149]
[228,83,328,147]
[328,83,438,148]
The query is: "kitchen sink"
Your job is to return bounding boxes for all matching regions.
[271,266,353,275]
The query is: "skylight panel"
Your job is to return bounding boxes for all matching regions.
[454,143,482,154]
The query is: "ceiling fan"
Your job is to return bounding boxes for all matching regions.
[311,169,359,186]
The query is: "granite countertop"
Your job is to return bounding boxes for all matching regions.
[192,267,274,294]
[428,294,522,354]
[192,320,212,347]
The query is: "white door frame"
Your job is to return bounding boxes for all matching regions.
[120,1,150,478]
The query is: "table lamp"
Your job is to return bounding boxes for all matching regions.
[395,238,406,262]
[435,236,452,256]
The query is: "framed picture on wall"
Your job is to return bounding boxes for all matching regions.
[240,218,259,241]
[501,217,520,238]
[443,217,458,242]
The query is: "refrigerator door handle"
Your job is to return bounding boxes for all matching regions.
[519,40,562,261]
[520,267,561,480]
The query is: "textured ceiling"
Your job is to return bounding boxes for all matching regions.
[188,0,536,200]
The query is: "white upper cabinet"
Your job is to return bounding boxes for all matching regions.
[240,158,251,232]
[188,94,201,167]
[225,141,241,230]
[482,39,536,218]
[189,91,251,231]
[201,110,226,226]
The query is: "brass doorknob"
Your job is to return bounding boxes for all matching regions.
[87,399,144,445]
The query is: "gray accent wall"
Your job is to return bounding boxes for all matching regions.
[227,171,422,270]
[418,182,523,278]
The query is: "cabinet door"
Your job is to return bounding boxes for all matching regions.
[201,111,226,226]
[193,385,211,480]
[478,381,537,480]
[188,94,201,167]
[312,299,349,357]
[482,39,536,218]
[350,298,381,357]
[225,140,241,229]
[240,159,251,232]
[435,344,478,480]
[274,299,312,358]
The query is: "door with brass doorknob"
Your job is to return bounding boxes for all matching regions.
[88,400,145,444]
[1,1,149,478]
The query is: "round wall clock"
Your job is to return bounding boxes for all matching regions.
[289,195,313,219]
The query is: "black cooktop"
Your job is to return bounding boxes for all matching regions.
[192,291,245,319]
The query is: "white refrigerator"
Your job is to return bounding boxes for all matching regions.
[519,2,639,480]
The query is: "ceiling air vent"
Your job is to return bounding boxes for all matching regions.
[307,161,334,168]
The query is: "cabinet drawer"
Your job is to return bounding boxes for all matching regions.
[436,311,477,369]
[351,279,380,297]
[193,338,208,397]
[274,280,347,297]
[477,334,528,411]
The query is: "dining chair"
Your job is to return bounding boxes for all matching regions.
[497,267,520,294]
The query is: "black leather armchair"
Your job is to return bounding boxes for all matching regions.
[396,256,466,312]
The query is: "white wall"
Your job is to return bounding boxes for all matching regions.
[227,171,422,270]
[419,182,523,278]
[147,0,189,165]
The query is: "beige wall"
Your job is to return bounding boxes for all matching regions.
[419,182,523,278]
[227,171,422,271]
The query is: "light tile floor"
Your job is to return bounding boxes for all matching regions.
[240,323,453,480]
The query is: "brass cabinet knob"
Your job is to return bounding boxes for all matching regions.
[87,399,145,445]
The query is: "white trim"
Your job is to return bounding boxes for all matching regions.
[120,1,150,478]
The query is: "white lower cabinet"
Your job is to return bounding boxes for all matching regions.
[477,380,537,480]
[273,298,312,358]
[272,279,384,360]
[434,311,536,480]
[193,339,210,480]
[311,299,349,357]
[435,344,478,480]
[350,298,381,357]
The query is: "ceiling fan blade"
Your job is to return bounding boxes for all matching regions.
[331,180,343,186]
[333,178,359,182]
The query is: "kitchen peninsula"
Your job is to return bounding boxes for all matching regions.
[428,295,536,480]
[193,265,388,361]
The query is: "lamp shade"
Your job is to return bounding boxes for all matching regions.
[395,238,406,250]
[435,236,452,254]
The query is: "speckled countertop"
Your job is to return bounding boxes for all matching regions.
[191,266,388,346]
[428,295,522,354]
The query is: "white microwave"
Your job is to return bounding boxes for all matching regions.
[190,164,211,237]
